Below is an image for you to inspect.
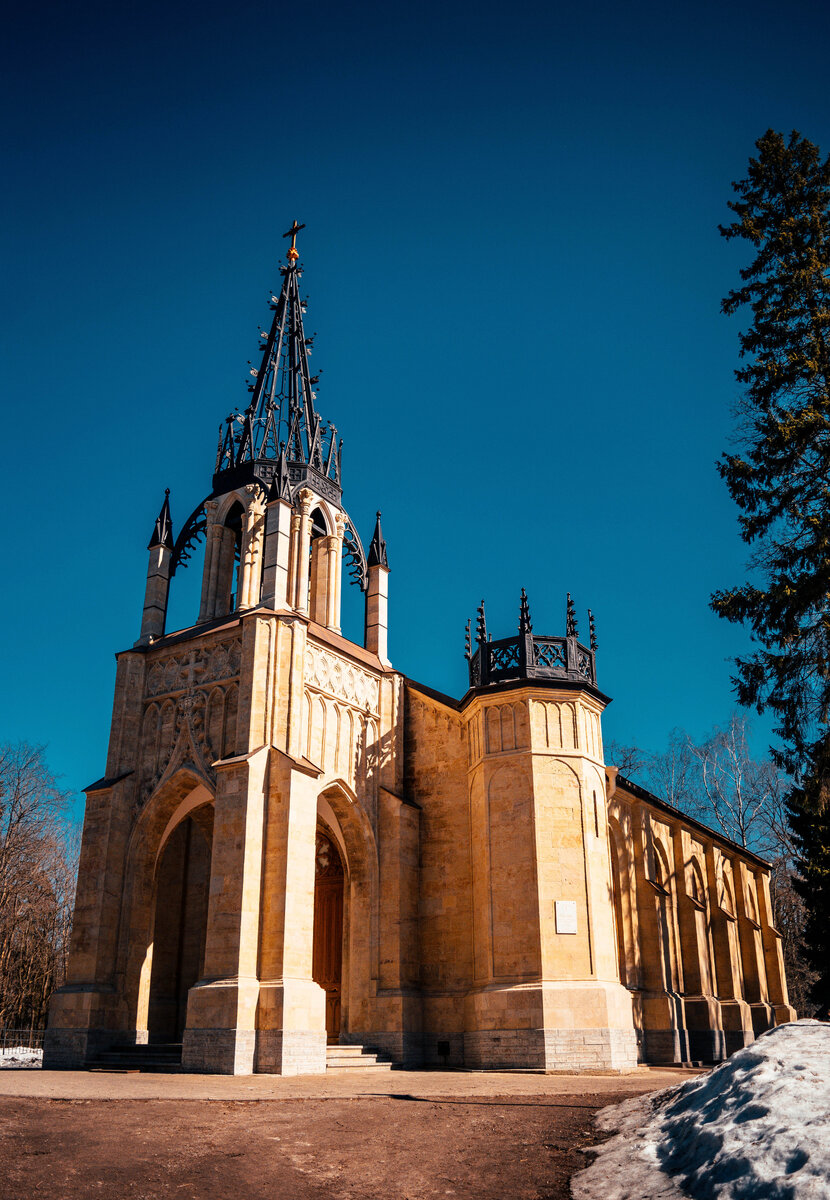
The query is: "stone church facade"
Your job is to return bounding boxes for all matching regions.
[44,231,795,1075]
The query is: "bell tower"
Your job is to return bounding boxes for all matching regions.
[45,225,402,1076]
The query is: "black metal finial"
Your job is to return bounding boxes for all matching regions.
[368,511,389,569]
[588,609,598,652]
[519,588,533,635]
[566,592,578,638]
[464,619,472,661]
[148,489,174,551]
[476,599,488,646]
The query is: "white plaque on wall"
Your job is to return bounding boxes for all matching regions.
[555,900,578,934]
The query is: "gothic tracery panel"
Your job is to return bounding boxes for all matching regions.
[304,642,380,715]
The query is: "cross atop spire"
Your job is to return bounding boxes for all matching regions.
[213,227,342,499]
[282,219,305,262]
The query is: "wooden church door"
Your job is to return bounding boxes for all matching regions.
[313,831,344,1041]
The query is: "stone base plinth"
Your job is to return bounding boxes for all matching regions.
[181,1028,256,1074]
[461,980,638,1072]
[43,984,125,1069]
[43,1028,102,1069]
[255,1030,326,1075]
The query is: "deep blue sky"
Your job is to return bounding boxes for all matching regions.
[3,0,829,817]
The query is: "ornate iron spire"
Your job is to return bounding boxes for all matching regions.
[368,511,389,568]
[519,588,533,634]
[214,222,342,495]
[589,609,598,652]
[566,592,578,638]
[148,489,174,550]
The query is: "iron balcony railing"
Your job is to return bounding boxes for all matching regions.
[468,632,596,689]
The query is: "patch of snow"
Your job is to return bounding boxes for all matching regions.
[0,1047,43,1069]
[572,1020,830,1200]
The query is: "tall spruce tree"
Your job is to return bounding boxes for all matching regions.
[712,129,830,1012]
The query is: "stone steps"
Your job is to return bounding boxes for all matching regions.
[86,1040,394,1073]
[87,1043,183,1073]
[326,1044,393,1071]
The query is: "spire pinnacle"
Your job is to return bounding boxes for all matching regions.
[267,443,293,503]
[148,489,174,550]
[368,511,389,568]
[566,592,578,638]
[476,599,488,646]
[588,609,598,652]
[519,588,533,635]
[464,618,472,661]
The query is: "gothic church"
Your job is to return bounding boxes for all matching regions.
[45,228,795,1074]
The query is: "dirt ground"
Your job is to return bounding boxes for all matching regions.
[0,1089,653,1200]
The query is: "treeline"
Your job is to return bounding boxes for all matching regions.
[0,743,79,1030]
[608,712,818,1015]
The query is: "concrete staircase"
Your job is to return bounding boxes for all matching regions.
[86,1043,183,1073]
[326,1043,393,1071]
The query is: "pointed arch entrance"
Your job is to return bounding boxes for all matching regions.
[313,829,344,1041]
[146,806,214,1043]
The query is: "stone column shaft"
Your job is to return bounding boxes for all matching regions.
[239,493,265,609]
[366,564,390,664]
[198,502,220,621]
[139,545,172,643]
[294,490,313,616]
[309,537,328,624]
[261,498,293,610]
[182,748,268,1075]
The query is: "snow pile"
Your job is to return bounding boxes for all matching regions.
[0,1046,42,1069]
[572,1020,830,1200]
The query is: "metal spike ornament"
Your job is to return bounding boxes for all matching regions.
[519,588,533,635]
[566,592,578,638]
[589,610,598,652]
[476,599,488,646]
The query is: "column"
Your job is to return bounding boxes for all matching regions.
[181,747,269,1075]
[294,489,313,616]
[255,754,327,1075]
[309,536,328,624]
[139,543,172,643]
[365,562,390,664]
[239,489,266,609]
[198,501,219,621]
[755,868,797,1024]
[705,846,754,1054]
[261,492,293,610]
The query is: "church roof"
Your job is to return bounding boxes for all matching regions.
[212,221,342,503]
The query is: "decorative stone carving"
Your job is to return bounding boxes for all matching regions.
[146,638,242,698]
[304,642,379,714]
[315,831,343,878]
[137,640,242,816]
